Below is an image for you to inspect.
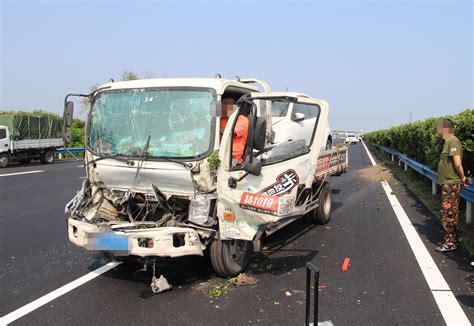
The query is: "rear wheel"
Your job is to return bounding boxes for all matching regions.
[210,239,252,277]
[0,153,10,168]
[40,149,54,164]
[312,181,332,225]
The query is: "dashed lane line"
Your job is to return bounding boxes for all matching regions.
[362,140,470,325]
[0,261,122,325]
[0,170,45,177]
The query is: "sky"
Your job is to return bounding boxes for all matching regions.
[1,0,472,131]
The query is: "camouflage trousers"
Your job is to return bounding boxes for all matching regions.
[441,182,462,244]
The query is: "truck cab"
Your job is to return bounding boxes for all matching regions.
[64,77,347,277]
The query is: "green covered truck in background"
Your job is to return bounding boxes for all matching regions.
[0,113,63,167]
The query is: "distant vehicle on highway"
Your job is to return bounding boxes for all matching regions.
[345,134,359,144]
[0,114,63,168]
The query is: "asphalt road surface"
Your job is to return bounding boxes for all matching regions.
[0,145,472,325]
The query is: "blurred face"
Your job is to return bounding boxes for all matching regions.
[436,120,453,136]
[222,99,234,117]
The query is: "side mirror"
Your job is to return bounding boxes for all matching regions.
[253,117,267,151]
[64,101,74,128]
[292,112,305,122]
[246,158,262,176]
[63,130,72,145]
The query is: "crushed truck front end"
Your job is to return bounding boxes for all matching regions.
[64,78,258,261]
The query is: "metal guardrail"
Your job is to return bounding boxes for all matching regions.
[55,147,84,154]
[376,145,473,223]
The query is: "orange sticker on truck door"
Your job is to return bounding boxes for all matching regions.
[240,192,279,215]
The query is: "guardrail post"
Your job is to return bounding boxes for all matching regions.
[467,177,473,224]
[398,159,401,166]
[404,162,408,171]
[391,154,394,162]
[431,181,437,195]
[59,153,62,159]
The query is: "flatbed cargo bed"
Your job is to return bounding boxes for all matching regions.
[315,146,348,178]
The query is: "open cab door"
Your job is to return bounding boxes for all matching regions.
[216,93,330,242]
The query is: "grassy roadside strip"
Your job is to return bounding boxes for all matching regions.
[367,144,474,256]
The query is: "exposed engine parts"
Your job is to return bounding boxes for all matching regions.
[66,180,206,230]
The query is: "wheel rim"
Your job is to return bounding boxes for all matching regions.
[46,151,53,162]
[229,240,248,263]
[0,155,7,166]
[323,192,331,216]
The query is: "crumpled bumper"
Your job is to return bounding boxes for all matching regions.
[68,218,204,257]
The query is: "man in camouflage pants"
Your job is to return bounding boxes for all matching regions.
[435,118,469,252]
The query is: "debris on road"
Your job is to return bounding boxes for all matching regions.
[342,258,351,271]
[150,275,172,294]
[284,291,292,296]
[231,273,258,286]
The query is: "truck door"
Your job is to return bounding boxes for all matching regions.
[216,94,329,241]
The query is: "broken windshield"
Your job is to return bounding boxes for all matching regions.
[88,88,216,159]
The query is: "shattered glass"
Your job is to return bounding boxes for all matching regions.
[262,139,309,165]
[88,88,216,158]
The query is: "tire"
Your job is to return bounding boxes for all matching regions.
[40,149,55,164]
[0,153,10,168]
[312,181,332,225]
[210,239,252,277]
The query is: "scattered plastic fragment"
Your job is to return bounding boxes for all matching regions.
[318,321,334,326]
[342,258,351,271]
[318,285,327,289]
[284,291,292,297]
[150,275,172,294]
[273,301,281,305]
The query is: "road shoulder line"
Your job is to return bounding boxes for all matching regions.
[361,140,470,325]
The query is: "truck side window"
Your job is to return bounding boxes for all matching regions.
[0,129,6,140]
[292,103,318,120]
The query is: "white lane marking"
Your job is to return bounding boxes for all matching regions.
[0,170,45,177]
[361,140,377,166]
[78,176,87,179]
[362,141,470,325]
[0,261,121,325]
[77,165,84,168]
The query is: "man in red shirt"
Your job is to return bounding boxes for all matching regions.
[220,98,249,166]
[232,113,249,165]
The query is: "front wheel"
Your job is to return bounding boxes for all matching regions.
[210,239,252,277]
[0,153,10,168]
[40,149,55,164]
[312,181,332,225]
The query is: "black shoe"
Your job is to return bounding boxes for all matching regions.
[435,243,458,252]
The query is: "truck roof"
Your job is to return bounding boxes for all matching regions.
[97,78,260,95]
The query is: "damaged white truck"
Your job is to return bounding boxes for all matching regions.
[64,77,348,278]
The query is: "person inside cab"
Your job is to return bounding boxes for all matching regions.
[219,98,249,167]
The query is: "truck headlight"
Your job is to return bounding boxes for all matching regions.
[188,193,215,227]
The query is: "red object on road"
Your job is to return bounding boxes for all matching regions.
[342,258,351,271]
